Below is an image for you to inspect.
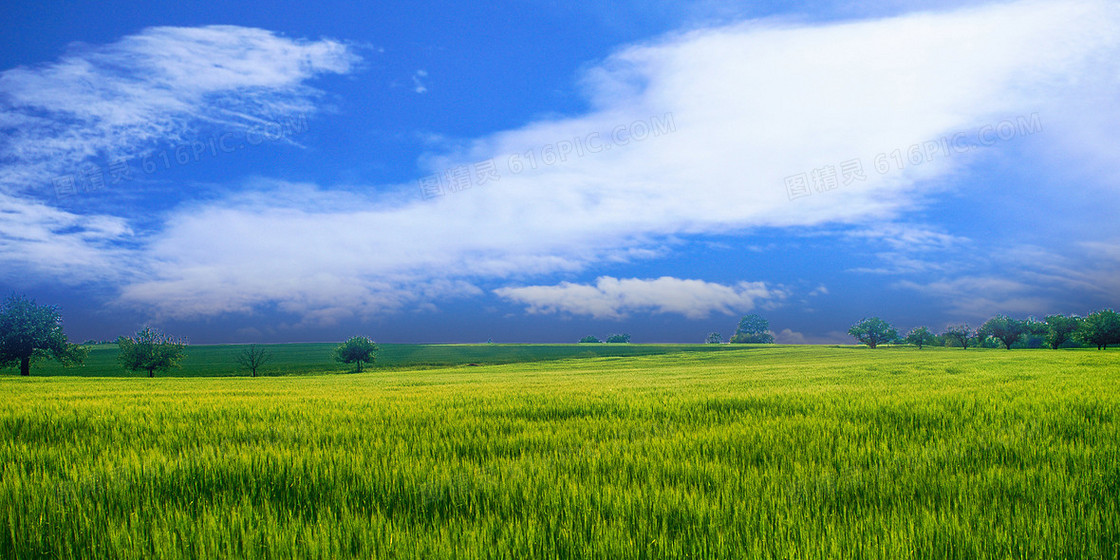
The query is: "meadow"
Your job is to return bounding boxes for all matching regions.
[29,342,747,377]
[1,345,1118,559]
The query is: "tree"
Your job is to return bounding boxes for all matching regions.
[1020,317,1047,349]
[0,294,87,376]
[942,324,972,349]
[974,333,1001,348]
[1075,309,1120,350]
[117,327,185,377]
[730,314,774,344]
[847,317,898,349]
[904,326,937,349]
[1044,314,1082,349]
[706,332,722,344]
[978,315,1027,350]
[335,336,377,372]
[605,333,631,343]
[578,335,601,343]
[1024,317,1048,337]
[236,344,272,377]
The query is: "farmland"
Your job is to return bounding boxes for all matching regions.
[2,345,1118,559]
[27,342,748,377]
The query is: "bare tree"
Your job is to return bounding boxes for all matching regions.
[237,344,272,377]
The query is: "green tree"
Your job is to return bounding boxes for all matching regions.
[978,315,1027,350]
[847,317,898,349]
[0,294,87,376]
[236,344,272,377]
[578,335,601,343]
[942,324,972,349]
[730,314,774,344]
[1044,314,1082,349]
[605,333,631,344]
[706,332,722,344]
[975,334,1001,348]
[904,326,936,349]
[1020,317,1047,349]
[117,327,185,377]
[335,336,378,372]
[1024,317,1048,337]
[1075,309,1120,350]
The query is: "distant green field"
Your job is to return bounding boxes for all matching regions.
[23,342,750,377]
[2,346,1118,559]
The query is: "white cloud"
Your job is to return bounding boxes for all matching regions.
[844,224,967,253]
[8,2,1120,321]
[773,328,808,344]
[0,193,136,284]
[0,26,359,283]
[841,223,972,275]
[127,1,1120,319]
[494,276,785,319]
[0,25,357,192]
[412,69,428,94]
[895,275,1053,320]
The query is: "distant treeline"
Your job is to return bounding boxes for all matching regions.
[847,311,1120,350]
[703,311,1120,350]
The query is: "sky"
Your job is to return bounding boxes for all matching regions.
[1,0,1118,344]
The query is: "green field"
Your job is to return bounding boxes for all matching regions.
[2,346,1118,558]
[29,343,748,377]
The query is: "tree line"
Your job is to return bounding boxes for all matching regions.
[847,310,1120,350]
[0,295,381,376]
[705,310,1120,350]
[578,334,632,343]
[5,293,1117,377]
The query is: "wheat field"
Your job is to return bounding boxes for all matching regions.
[2,346,1118,558]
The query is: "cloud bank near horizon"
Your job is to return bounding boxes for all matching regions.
[495,277,786,320]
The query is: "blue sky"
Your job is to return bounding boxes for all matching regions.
[2,0,1118,344]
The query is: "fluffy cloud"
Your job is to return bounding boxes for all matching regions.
[773,329,809,345]
[6,2,1120,322]
[0,193,135,283]
[494,276,785,319]
[116,0,1120,319]
[0,26,358,283]
[0,25,357,192]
